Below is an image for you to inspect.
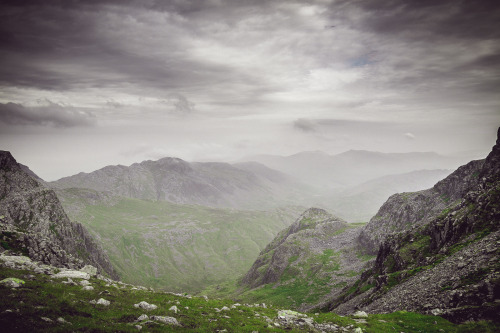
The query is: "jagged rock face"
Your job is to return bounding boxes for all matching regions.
[0,151,118,279]
[358,159,484,253]
[324,127,500,323]
[50,158,307,210]
[241,208,372,310]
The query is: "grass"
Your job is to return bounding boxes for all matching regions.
[1,265,499,332]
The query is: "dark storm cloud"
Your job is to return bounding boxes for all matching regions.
[333,0,500,39]
[0,101,96,127]
[0,0,251,93]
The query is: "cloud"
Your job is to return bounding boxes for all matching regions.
[0,101,96,127]
[404,132,416,140]
[293,118,317,132]
[166,93,195,114]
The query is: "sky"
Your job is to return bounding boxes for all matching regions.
[0,0,499,181]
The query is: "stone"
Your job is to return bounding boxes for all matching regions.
[354,328,363,333]
[150,316,180,326]
[0,277,25,288]
[52,270,90,280]
[0,255,32,265]
[169,305,178,313]
[80,265,98,276]
[134,301,157,311]
[135,325,142,330]
[96,298,110,306]
[40,317,52,323]
[137,314,149,321]
[57,317,71,325]
[221,306,230,311]
[353,310,368,318]
[82,286,94,291]
[80,280,91,286]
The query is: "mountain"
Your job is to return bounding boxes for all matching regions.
[50,158,311,210]
[248,150,468,189]
[315,169,453,221]
[317,127,500,323]
[0,151,117,279]
[236,208,373,310]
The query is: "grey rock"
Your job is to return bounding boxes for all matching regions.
[96,298,110,306]
[137,314,149,321]
[150,315,180,326]
[134,301,157,311]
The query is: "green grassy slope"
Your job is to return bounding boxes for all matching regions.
[63,196,303,293]
[1,265,497,332]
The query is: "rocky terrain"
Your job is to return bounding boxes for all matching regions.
[50,157,312,210]
[0,151,117,279]
[358,159,484,252]
[238,208,374,310]
[317,128,500,323]
[1,252,495,332]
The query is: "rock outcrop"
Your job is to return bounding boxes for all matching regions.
[0,151,118,279]
[321,127,500,323]
[358,159,484,253]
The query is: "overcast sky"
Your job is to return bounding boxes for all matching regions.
[1,0,499,180]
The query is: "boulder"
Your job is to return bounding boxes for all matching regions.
[134,301,157,311]
[80,265,98,276]
[96,298,110,306]
[52,270,90,280]
[0,277,25,288]
[150,316,180,326]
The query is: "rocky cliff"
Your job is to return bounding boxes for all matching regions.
[320,127,500,323]
[358,159,484,253]
[0,151,118,279]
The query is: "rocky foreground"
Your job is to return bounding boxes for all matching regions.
[2,253,496,332]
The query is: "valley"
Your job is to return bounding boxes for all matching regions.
[57,189,304,292]
[1,128,499,331]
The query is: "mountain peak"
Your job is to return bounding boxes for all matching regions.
[0,150,19,170]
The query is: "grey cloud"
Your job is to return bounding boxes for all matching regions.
[0,101,96,127]
[404,132,416,140]
[293,118,317,132]
[165,94,195,114]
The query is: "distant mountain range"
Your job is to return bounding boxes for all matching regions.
[247,150,469,189]
[50,157,312,211]
[50,150,467,221]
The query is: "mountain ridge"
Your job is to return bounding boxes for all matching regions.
[0,150,118,279]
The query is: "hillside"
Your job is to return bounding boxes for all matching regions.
[55,187,305,292]
[235,208,373,310]
[317,128,500,323]
[3,254,496,332]
[0,151,117,279]
[50,158,311,210]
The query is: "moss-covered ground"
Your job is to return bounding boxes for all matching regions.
[1,265,498,332]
